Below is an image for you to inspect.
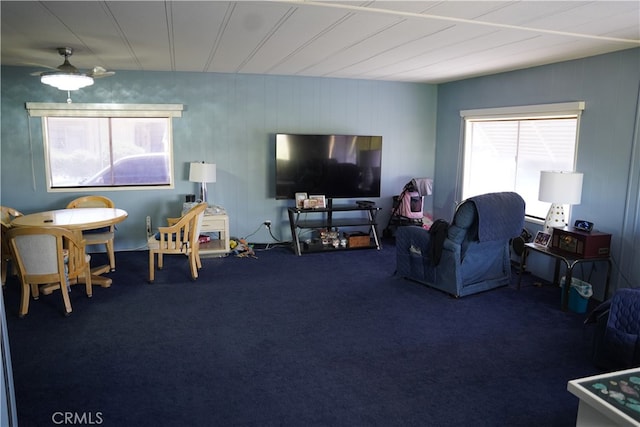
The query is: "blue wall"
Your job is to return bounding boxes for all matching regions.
[4,48,639,298]
[1,67,437,249]
[435,47,640,297]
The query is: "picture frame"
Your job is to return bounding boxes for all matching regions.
[534,231,551,247]
[295,192,308,209]
[309,195,326,209]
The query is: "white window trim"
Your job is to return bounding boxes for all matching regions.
[460,101,585,120]
[459,101,585,224]
[25,102,183,118]
[25,103,183,192]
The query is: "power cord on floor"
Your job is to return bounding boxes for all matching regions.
[241,221,291,251]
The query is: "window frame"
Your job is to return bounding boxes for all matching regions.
[25,102,183,192]
[459,102,585,221]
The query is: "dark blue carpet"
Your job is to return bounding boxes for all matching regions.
[3,240,601,426]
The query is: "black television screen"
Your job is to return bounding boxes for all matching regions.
[276,133,382,200]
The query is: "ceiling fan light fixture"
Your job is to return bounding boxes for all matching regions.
[41,73,94,91]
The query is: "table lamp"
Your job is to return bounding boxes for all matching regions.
[538,170,583,234]
[189,161,216,205]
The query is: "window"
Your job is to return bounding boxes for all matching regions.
[460,102,584,220]
[26,103,183,191]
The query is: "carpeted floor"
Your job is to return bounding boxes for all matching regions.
[3,239,602,426]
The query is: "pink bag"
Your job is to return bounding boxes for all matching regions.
[395,191,423,219]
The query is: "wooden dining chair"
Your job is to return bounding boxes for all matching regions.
[6,226,92,317]
[66,195,117,271]
[147,202,207,282]
[1,206,23,286]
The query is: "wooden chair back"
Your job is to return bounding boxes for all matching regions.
[155,203,206,253]
[66,195,115,209]
[148,203,207,282]
[6,226,92,317]
[66,195,117,271]
[1,206,23,285]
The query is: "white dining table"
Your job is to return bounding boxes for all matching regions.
[12,207,128,288]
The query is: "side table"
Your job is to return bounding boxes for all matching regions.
[517,242,612,311]
[199,213,230,257]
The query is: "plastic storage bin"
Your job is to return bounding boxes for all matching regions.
[560,277,593,314]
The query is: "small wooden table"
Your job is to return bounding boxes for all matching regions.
[517,242,612,311]
[12,208,128,287]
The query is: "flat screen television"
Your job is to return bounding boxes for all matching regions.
[276,133,382,200]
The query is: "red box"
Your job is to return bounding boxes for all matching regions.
[550,227,611,258]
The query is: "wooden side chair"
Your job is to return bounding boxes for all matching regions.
[1,206,23,286]
[66,195,117,271]
[6,226,92,317]
[147,202,207,283]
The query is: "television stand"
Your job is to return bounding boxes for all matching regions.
[287,202,381,256]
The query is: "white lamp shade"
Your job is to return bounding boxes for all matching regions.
[189,162,216,183]
[41,73,94,91]
[538,171,583,204]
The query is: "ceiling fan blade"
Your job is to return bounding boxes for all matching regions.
[28,61,80,77]
[25,62,59,76]
[93,72,115,79]
[87,66,115,78]
[23,61,58,70]
[29,48,114,81]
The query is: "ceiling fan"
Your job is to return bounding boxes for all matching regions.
[31,47,115,92]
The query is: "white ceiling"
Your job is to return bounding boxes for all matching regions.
[1,1,639,84]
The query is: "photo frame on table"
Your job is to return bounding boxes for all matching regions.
[295,192,307,209]
[309,195,326,209]
[534,231,551,247]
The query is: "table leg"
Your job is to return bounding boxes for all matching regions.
[604,259,612,301]
[288,210,302,256]
[89,277,112,287]
[368,209,381,250]
[553,258,562,286]
[562,264,574,312]
[39,271,111,293]
[75,230,112,287]
[517,247,529,290]
[74,265,112,288]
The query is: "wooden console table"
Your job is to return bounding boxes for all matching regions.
[517,242,612,311]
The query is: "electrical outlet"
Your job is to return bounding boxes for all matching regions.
[146,216,152,236]
[264,220,272,228]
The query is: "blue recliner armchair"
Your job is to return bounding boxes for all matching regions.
[396,192,525,297]
[589,288,640,370]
